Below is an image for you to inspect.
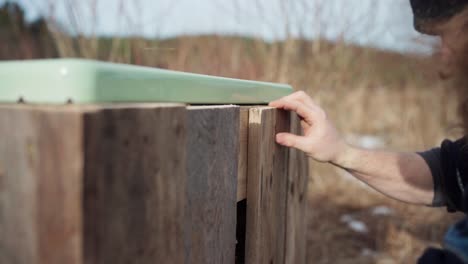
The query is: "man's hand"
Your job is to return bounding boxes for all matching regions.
[269,91,349,163]
[270,91,435,206]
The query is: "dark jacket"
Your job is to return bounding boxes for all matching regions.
[418,137,468,263]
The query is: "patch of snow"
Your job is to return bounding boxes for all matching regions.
[340,214,369,234]
[348,220,369,233]
[371,206,394,216]
[340,214,354,223]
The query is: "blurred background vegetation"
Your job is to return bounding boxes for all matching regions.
[1,0,465,263]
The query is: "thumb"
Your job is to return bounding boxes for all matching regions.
[275,133,309,152]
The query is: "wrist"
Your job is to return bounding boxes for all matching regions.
[330,142,360,169]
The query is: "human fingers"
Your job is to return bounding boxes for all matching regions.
[275,132,310,152]
[268,98,325,126]
[283,90,316,106]
[270,91,316,109]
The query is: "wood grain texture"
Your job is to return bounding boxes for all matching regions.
[185,106,239,264]
[245,107,290,264]
[284,113,309,264]
[83,104,187,264]
[0,103,307,264]
[237,107,249,202]
[0,105,83,264]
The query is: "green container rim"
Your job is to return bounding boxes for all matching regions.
[0,58,293,104]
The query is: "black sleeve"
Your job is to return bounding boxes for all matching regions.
[418,248,464,264]
[418,147,446,207]
[418,137,468,213]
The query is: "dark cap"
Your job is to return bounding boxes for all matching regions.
[410,0,468,34]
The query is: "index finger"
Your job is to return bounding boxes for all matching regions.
[270,91,316,108]
[270,98,321,125]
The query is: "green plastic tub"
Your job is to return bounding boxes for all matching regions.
[0,59,293,104]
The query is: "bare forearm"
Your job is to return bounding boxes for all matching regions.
[332,146,434,205]
[269,91,435,206]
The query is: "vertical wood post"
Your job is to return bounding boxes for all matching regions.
[245,107,290,264]
[0,106,84,264]
[237,107,250,202]
[0,104,188,264]
[185,106,240,264]
[244,108,309,264]
[284,113,309,264]
[83,104,187,264]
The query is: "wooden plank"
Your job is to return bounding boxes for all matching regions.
[245,107,290,264]
[82,104,186,264]
[237,107,249,202]
[185,106,240,264]
[284,113,309,264]
[0,105,83,264]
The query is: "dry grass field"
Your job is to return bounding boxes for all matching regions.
[2,10,466,260]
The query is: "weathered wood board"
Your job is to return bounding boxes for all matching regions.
[0,104,308,264]
[237,107,250,202]
[284,113,309,264]
[244,108,309,264]
[245,107,291,264]
[83,104,187,264]
[0,106,83,264]
[185,106,239,264]
[0,104,187,264]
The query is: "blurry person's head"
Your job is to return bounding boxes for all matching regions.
[410,0,468,132]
